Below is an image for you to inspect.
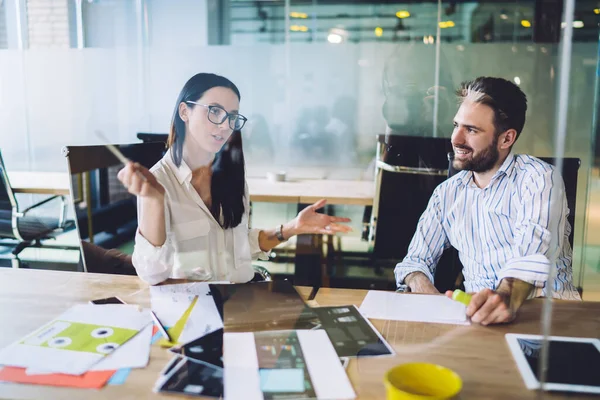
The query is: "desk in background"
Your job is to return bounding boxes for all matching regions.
[247,178,374,206]
[8,172,374,206]
[1,268,598,400]
[8,171,70,196]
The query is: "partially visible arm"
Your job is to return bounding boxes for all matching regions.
[258,222,299,252]
[498,167,579,299]
[404,271,439,294]
[256,199,352,252]
[394,186,449,293]
[131,195,174,285]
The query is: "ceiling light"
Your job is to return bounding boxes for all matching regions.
[290,12,308,19]
[327,33,343,44]
[439,21,455,28]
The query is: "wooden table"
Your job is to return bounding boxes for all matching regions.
[247,178,374,206]
[1,269,599,399]
[7,171,71,195]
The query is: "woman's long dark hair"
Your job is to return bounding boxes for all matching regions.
[167,73,245,229]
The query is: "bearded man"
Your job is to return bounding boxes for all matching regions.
[394,76,581,326]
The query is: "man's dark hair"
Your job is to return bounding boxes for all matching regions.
[456,77,528,140]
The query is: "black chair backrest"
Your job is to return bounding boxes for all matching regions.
[64,142,165,174]
[63,142,166,273]
[0,151,18,239]
[137,132,168,144]
[372,135,452,261]
[0,150,16,212]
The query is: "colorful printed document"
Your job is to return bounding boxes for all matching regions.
[151,283,224,346]
[0,304,151,375]
[0,366,115,389]
[224,330,355,400]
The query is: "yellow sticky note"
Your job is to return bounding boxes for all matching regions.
[159,296,198,348]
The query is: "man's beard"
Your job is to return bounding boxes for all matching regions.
[452,135,500,173]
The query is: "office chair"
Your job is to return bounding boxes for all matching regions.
[136,132,168,144]
[63,142,166,274]
[0,150,70,268]
[367,135,452,264]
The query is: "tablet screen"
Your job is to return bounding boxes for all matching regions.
[517,338,600,387]
[506,334,600,393]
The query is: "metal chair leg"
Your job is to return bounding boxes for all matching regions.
[11,256,21,269]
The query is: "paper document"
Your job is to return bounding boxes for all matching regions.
[178,291,224,344]
[0,304,152,375]
[224,330,355,400]
[150,283,213,327]
[359,291,469,325]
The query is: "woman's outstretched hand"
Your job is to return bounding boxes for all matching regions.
[291,199,352,235]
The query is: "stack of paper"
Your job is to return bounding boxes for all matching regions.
[359,291,469,325]
[0,304,153,389]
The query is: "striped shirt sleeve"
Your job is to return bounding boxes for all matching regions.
[498,167,574,298]
[394,185,450,287]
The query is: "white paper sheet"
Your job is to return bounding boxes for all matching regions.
[359,291,469,325]
[178,292,224,344]
[150,283,213,327]
[0,304,152,375]
[224,330,355,400]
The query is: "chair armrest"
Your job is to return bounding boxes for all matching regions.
[252,265,272,282]
[16,194,65,217]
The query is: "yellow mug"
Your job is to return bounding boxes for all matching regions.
[384,363,462,400]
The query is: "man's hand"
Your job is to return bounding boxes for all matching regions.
[444,278,533,326]
[405,272,439,294]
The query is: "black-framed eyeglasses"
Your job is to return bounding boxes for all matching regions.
[186,101,248,131]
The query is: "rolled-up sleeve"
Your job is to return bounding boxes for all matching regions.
[248,228,270,261]
[499,168,580,299]
[131,196,174,285]
[394,186,450,287]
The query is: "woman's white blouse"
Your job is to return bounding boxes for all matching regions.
[132,151,268,285]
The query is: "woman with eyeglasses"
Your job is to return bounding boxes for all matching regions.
[117,73,351,285]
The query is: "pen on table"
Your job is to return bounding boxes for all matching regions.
[150,311,172,342]
[95,130,147,182]
[451,289,472,307]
